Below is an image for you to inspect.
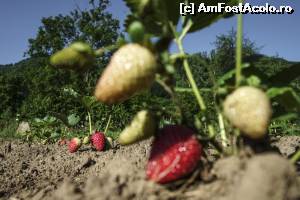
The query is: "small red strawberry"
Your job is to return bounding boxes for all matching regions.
[91,131,106,151]
[146,125,202,184]
[68,137,81,153]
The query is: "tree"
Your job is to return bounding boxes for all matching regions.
[26,0,120,57]
[210,29,259,74]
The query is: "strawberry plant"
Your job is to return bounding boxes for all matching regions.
[49,0,300,184]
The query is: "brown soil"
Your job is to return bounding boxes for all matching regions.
[0,137,299,200]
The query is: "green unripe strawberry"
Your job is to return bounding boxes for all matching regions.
[50,42,95,71]
[223,86,272,139]
[118,110,156,145]
[128,21,145,43]
[95,44,157,104]
[82,136,90,145]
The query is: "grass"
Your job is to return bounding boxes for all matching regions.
[0,120,19,139]
[0,116,299,142]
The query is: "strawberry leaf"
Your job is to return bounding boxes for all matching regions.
[81,95,98,109]
[123,0,180,36]
[269,62,300,86]
[124,0,150,13]
[217,63,250,86]
[67,114,81,126]
[184,0,239,33]
[267,87,300,112]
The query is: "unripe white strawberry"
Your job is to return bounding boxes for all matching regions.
[223,86,272,139]
[94,44,157,104]
[118,110,156,145]
[50,42,95,71]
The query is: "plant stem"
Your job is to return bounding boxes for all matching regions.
[156,76,183,121]
[95,44,117,57]
[218,113,227,148]
[208,124,216,138]
[104,114,112,135]
[174,20,206,111]
[235,0,244,87]
[290,150,300,164]
[170,53,186,63]
[175,87,212,93]
[87,111,92,135]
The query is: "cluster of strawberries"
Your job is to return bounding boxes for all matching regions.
[51,38,272,184]
[65,131,106,153]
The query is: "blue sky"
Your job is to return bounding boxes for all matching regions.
[0,0,299,64]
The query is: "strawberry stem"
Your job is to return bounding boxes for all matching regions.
[290,150,300,164]
[87,111,92,136]
[235,0,244,87]
[155,76,183,120]
[94,44,117,57]
[104,114,112,135]
[218,113,228,148]
[172,19,206,111]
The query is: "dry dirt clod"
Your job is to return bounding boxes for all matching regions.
[272,136,300,157]
[233,154,300,200]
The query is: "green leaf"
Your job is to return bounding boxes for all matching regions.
[34,118,43,124]
[33,116,58,127]
[50,132,60,139]
[217,63,250,86]
[124,0,150,14]
[67,114,81,126]
[124,0,181,36]
[271,113,299,122]
[184,0,239,33]
[63,87,80,97]
[269,62,300,86]
[81,95,98,109]
[43,116,57,124]
[217,63,269,86]
[246,75,261,87]
[267,87,300,112]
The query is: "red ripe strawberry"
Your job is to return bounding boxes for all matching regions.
[146,125,202,184]
[68,137,81,153]
[91,131,106,151]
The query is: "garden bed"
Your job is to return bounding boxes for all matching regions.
[1,136,299,200]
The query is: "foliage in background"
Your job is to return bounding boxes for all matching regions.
[0,0,299,140]
[26,0,119,57]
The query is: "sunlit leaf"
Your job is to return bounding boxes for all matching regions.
[81,95,99,109]
[67,114,81,126]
